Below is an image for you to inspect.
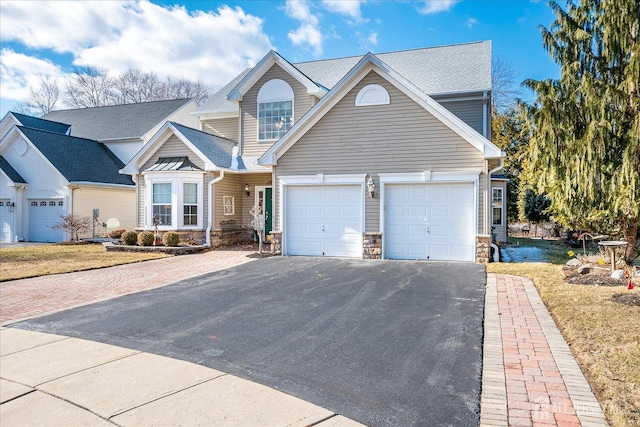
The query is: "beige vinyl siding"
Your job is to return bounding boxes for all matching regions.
[73,185,135,239]
[201,117,239,142]
[274,71,486,233]
[240,64,316,157]
[140,136,206,171]
[212,173,242,227]
[437,98,484,136]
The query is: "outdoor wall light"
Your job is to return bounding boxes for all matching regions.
[8,202,15,213]
[367,177,375,198]
[245,184,250,196]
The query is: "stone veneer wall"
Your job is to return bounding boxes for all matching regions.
[211,228,251,247]
[363,233,382,259]
[476,234,491,263]
[270,231,282,254]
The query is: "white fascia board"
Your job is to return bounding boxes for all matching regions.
[378,170,481,184]
[120,122,216,174]
[69,181,135,189]
[0,113,21,142]
[227,50,325,101]
[2,127,69,185]
[195,111,239,120]
[140,100,197,142]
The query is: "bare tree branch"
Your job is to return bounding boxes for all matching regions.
[64,67,115,108]
[492,55,522,114]
[29,75,61,115]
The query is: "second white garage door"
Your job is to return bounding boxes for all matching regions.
[285,185,362,257]
[385,183,475,261]
[29,199,65,242]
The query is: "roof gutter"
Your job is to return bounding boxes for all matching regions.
[205,171,225,247]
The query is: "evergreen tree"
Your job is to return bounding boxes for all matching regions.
[523,0,639,263]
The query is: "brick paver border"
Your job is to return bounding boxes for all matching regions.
[481,274,607,427]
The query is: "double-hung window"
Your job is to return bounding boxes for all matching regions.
[257,79,294,141]
[146,173,203,229]
[183,183,198,226]
[153,183,172,226]
[492,187,503,226]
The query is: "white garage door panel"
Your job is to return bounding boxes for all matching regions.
[285,185,362,258]
[29,199,65,242]
[385,183,475,261]
[0,200,12,243]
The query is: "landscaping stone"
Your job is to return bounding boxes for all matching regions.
[565,258,582,267]
[578,264,594,274]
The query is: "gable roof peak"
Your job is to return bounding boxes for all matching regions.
[226,50,327,102]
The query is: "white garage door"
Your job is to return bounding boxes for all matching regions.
[285,185,362,257]
[0,200,12,243]
[29,199,65,242]
[385,183,475,261]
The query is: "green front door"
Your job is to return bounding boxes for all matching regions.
[264,187,273,237]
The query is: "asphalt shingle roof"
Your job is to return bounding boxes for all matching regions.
[197,41,492,113]
[42,98,193,141]
[197,68,251,114]
[0,156,27,183]
[11,112,71,135]
[170,122,236,169]
[18,126,134,186]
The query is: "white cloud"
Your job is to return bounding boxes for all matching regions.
[0,49,63,102]
[418,0,459,15]
[285,0,323,56]
[368,32,378,46]
[321,0,368,24]
[357,31,378,51]
[0,1,273,113]
[466,17,478,28]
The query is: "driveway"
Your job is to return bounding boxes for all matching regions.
[12,257,486,426]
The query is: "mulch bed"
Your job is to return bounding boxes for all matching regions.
[610,293,640,307]
[565,272,627,286]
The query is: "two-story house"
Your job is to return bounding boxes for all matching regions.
[122,41,506,262]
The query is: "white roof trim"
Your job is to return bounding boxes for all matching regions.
[227,50,326,101]
[140,99,198,142]
[120,122,216,175]
[259,53,503,165]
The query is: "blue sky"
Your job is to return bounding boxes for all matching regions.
[0,1,560,117]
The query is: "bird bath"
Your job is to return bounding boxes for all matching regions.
[598,240,628,272]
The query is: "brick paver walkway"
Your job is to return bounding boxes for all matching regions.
[481,274,607,427]
[0,249,254,324]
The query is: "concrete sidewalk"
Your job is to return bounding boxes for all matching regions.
[0,328,363,427]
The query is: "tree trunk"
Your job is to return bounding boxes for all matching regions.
[623,216,638,264]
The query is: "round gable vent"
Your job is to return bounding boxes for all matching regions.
[15,139,28,156]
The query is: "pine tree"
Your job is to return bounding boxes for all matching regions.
[523,0,639,263]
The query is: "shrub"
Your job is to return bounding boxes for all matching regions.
[138,231,154,246]
[108,228,126,239]
[121,230,138,245]
[162,231,180,247]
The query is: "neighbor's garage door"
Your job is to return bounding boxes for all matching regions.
[29,199,64,242]
[0,199,12,243]
[285,185,362,257]
[385,183,475,261]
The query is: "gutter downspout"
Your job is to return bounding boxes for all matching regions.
[205,171,225,247]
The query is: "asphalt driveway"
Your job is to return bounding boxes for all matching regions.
[13,257,486,426]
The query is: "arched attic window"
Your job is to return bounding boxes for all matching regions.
[355,84,390,106]
[257,79,294,141]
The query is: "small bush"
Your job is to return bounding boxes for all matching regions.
[121,231,138,245]
[108,228,126,239]
[138,231,154,246]
[162,231,180,247]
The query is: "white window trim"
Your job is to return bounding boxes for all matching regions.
[277,174,367,256]
[257,79,295,142]
[378,171,480,260]
[355,84,390,106]
[144,172,204,230]
[492,186,504,227]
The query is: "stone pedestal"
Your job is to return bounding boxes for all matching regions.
[270,231,282,254]
[476,234,491,263]
[363,233,382,259]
